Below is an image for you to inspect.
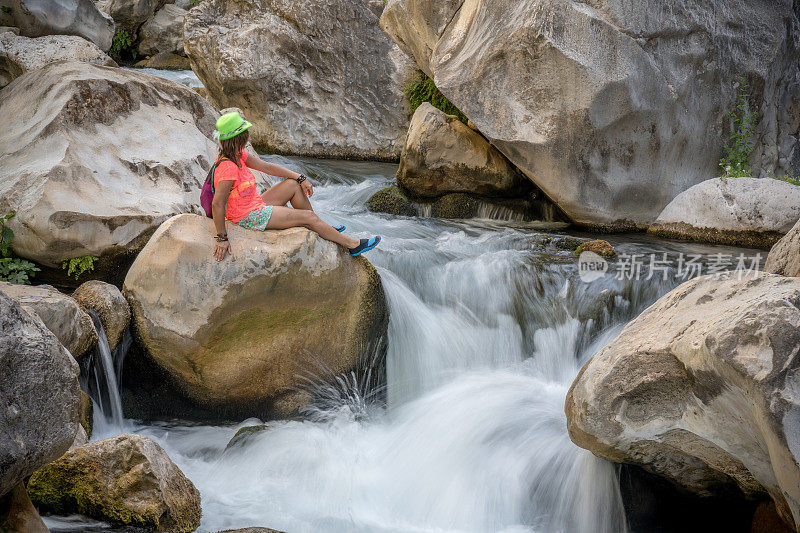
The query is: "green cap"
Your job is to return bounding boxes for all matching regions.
[215,111,252,141]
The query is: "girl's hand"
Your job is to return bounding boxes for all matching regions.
[301,179,313,197]
[213,240,231,261]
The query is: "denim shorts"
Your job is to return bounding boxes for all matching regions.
[236,206,273,231]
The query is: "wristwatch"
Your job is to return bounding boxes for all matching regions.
[296,174,307,184]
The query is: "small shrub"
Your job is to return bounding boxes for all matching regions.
[189,0,204,5]
[0,212,40,285]
[719,78,757,179]
[404,70,468,124]
[1,6,12,14]
[109,29,137,62]
[62,256,98,281]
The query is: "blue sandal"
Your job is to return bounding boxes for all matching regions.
[334,225,346,233]
[349,236,381,256]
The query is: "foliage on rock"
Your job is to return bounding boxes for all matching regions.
[109,29,136,61]
[62,256,98,281]
[404,70,467,124]
[719,78,757,179]
[0,213,39,285]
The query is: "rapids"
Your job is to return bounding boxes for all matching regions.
[56,157,762,533]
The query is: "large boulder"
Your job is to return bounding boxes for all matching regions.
[73,280,131,351]
[0,281,97,359]
[184,0,414,160]
[0,61,218,282]
[27,434,201,532]
[397,102,527,198]
[123,214,388,417]
[0,483,49,533]
[137,4,186,57]
[648,177,800,249]
[380,1,800,228]
[766,218,800,277]
[5,0,114,51]
[95,0,162,34]
[0,291,81,498]
[565,272,800,530]
[0,32,116,88]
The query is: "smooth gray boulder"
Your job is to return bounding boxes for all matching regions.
[72,280,131,351]
[95,0,161,34]
[397,102,526,198]
[5,0,114,51]
[381,0,800,228]
[137,4,186,56]
[648,177,800,249]
[566,272,800,531]
[184,0,414,160]
[0,61,218,274]
[766,217,800,277]
[0,291,81,498]
[0,281,97,359]
[0,32,115,88]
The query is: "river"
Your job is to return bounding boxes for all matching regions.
[49,156,763,533]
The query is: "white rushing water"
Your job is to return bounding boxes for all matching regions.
[75,156,762,533]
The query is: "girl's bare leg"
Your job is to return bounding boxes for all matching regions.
[267,206,359,248]
[261,179,313,210]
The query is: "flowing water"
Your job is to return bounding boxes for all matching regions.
[63,156,764,533]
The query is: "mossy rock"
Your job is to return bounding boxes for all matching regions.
[365,187,417,217]
[545,235,586,252]
[429,193,480,219]
[80,390,93,439]
[575,239,616,258]
[226,425,270,450]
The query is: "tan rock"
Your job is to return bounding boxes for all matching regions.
[138,4,187,56]
[0,281,97,359]
[566,272,800,531]
[96,0,162,34]
[73,280,131,351]
[575,240,616,258]
[0,483,49,533]
[184,0,414,160]
[397,103,525,198]
[123,214,388,416]
[135,50,191,69]
[766,217,800,277]
[27,434,201,533]
[0,62,218,277]
[0,32,116,88]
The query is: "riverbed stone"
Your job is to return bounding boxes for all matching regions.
[27,434,201,533]
[4,0,114,50]
[0,483,49,533]
[73,280,131,352]
[766,217,800,277]
[138,4,186,57]
[0,32,116,88]
[397,102,526,198]
[0,281,97,359]
[135,50,191,69]
[380,0,800,228]
[575,240,616,259]
[565,272,800,531]
[184,0,414,160]
[123,214,388,417]
[96,0,162,34]
[0,61,218,281]
[648,177,800,249]
[0,291,81,498]
[366,187,418,217]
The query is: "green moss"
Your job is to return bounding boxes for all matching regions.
[404,70,468,124]
[365,187,417,217]
[430,193,479,219]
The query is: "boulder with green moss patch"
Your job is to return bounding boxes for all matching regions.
[27,434,201,532]
[575,240,616,258]
[366,187,418,217]
[123,214,388,418]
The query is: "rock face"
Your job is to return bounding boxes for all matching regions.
[123,214,388,417]
[0,61,218,276]
[565,272,800,530]
[649,178,800,249]
[5,0,114,50]
[95,0,162,34]
[0,281,97,359]
[0,291,81,498]
[138,4,186,57]
[397,102,526,198]
[0,33,116,88]
[766,218,800,277]
[27,434,202,533]
[184,0,414,160]
[380,1,800,228]
[73,280,131,351]
[0,483,49,533]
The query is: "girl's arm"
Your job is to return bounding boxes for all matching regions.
[245,152,314,197]
[212,180,234,261]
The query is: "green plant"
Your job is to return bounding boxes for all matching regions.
[0,212,40,285]
[1,6,12,14]
[61,256,98,281]
[189,0,204,5]
[404,70,468,124]
[109,29,137,62]
[719,78,757,179]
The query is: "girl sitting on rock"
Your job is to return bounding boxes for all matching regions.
[209,111,381,261]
